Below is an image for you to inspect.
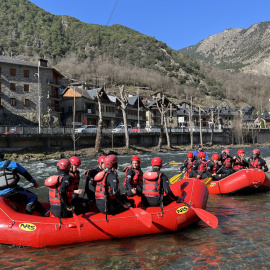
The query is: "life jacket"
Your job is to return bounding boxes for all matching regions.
[123,165,143,188]
[94,171,118,200]
[249,158,262,169]
[45,175,73,207]
[233,157,245,171]
[222,156,233,168]
[0,160,20,190]
[142,171,162,198]
[197,160,208,174]
[69,170,80,190]
[209,161,219,174]
[184,159,195,173]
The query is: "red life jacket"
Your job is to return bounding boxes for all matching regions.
[197,160,208,173]
[45,175,73,207]
[233,157,245,171]
[142,171,162,198]
[249,158,262,169]
[123,165,143,188]
[69,170,80,190]
[209,161,219,174]
[222,156,233,168]
[184,159,195,173]
[94,171,119,200]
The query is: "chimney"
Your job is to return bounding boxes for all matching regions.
[38,58,48,67]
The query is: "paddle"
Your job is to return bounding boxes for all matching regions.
[130,207,152,228]
[71,209,81,238]
[170,173,183,184]
[203,177,212,186]
[169,162,183,165]
[177,199,218,228]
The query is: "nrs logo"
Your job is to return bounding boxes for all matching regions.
[210,182,216,187]
[176,206,189,214]
[19,223,36,231]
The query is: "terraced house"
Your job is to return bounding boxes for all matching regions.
[0,57,67,126]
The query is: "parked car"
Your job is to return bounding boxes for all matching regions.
[3,126,17,135]
[132,127,146,133]
[145,126,160,133]
[171,126,185,132]
[112,125,132,133]
[75,125,98,133]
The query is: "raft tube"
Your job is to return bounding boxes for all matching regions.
[0,179,208,247]
[207,169,270,195]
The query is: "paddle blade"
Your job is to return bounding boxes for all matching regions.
[130,207,152,228]
[169,162,183,165]
[73,212,81,238]
[170,173,182,184]
[192,207,218,229]
[203,178,212,187]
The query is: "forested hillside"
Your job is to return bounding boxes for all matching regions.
[0,0,269,111]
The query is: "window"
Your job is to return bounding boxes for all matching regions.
[0,67,1,75]
[24,84,29,92]
[68,106,72,112]
[0,97,1,106]
[10,83,16,91]
[24,70,29,78]
[24,99,30,106]
[0,82,1,92]
[10,98,16,106]
[10,68,16,76]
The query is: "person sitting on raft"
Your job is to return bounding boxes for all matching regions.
[85,156,106,205]
[123,155,143,197]
[219,149,234,177]
[233,149,248,172]
[192,145,209,161]
[0,149,46,215]
[69,156,89,214]
[141,157,180,208]
[190,152,208,179]
[94,155,132,215]
[248,149,268,172]
[206,154,223,181]
[45,159,74,218]
[180,152,195,178]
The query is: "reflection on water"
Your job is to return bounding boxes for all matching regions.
[0,147,269,269]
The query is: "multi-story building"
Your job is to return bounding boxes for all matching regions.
[61,87,147,128]
[0,57,67,126]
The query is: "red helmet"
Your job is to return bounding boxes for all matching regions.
[57,159,71,171]
[252,149,260,155]
[187,152,193,158]
[237,149,245,156]
[223,149,230,154]
[151,157,163,167]
[212,154,219,160]
[131,156,141,163]
[97,156,106,163]
[104,155,118,168]
[69,156,81,167]
[198,152,206,158]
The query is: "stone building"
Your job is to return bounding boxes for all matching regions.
[0,57,67,126]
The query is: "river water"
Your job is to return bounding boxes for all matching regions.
[0,146,269,269]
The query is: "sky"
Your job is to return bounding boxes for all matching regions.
[29,0,270,50]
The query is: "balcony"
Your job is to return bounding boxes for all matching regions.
[48,93,61,100]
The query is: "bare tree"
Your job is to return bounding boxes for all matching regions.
[94,89,104,154]
[114,85,130,149]
[156,94,171,150]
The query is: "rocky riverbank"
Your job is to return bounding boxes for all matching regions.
[3,142,270,163]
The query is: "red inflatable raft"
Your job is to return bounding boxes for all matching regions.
[206,169,270,195]
[0,179,211,247]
